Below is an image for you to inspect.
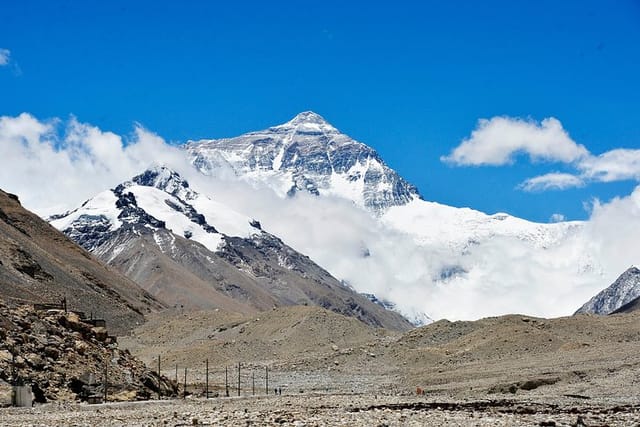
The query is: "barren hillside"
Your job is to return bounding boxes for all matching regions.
[0,190,163,334]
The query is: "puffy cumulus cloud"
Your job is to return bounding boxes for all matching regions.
[518,172,584,192]
[416,233,598,320]
[578,149,640,182]
[441,116,588,166]
[549,213,566,223]
[0,113,191,215]
[519,150,640,192]
[448,115,640,192]
[0,48,10,66]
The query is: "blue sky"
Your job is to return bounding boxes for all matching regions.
[1,0,639,222]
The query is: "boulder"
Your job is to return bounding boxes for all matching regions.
[0,380,12,407]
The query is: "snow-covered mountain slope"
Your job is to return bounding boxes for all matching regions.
[51,166,260,253]
[50,166,413,331]
[178,112,608,322]
[382,199,582,252]
[575,267,640,315]
[185,111,582,250]
[185,111,420,214]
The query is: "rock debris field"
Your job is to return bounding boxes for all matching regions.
[3,393,640,426]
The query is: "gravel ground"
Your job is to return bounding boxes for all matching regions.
[2,393,640,426]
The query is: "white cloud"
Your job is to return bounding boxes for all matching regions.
[0,113,191,216]
[583,186,640,280]
[578,149,640,182]
[519,150,640,191]
[549,213,566,223]
[442,116,589,166]
[447,115,640,192]
[518,172,584,192]
[188,174,593,321]
[0,48,10,66]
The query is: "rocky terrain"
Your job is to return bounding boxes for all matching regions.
[0,300,176,405]
[119,306,640,403]
[3,306,640,425]
[2,393,640,426]
[0,189,163,334]
[613,293,640,314]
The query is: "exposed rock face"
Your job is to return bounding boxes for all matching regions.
[0,301,176,405]
[575,267,640,315]
[0,189,164,335]
[50,167,413,331]
[185,111,421,214]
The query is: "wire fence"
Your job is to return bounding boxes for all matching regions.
[87,356,276,404]
[165,359,280,399]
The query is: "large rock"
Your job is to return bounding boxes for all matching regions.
[0,301,176,402]
[0,380,12,407]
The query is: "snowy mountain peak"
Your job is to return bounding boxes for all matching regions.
[131,165,196,200]
[269,111,339,135]
[575,266,640,315]
[185,113,420,213]
[284,111,331,126]
[50,168,262,254]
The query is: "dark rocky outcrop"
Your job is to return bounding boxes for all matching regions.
[0,301,177,405]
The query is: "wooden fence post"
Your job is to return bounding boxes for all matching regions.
[183,368,187,399]
[157,355,161,400]
[237,362,241,397]
[205,359,209,399]
[225,366,229,397]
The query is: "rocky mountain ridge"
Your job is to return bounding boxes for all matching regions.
[180,112,594,321]
[576,266,640,315]
[185,111,421,214]
[50,167,413,331]
[43,112,607,322]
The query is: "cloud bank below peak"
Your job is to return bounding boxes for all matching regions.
[443,116,640,192]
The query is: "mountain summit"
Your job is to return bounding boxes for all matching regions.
[186,113,590,321]
[185,111,420,214]
[273,111,337,131]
